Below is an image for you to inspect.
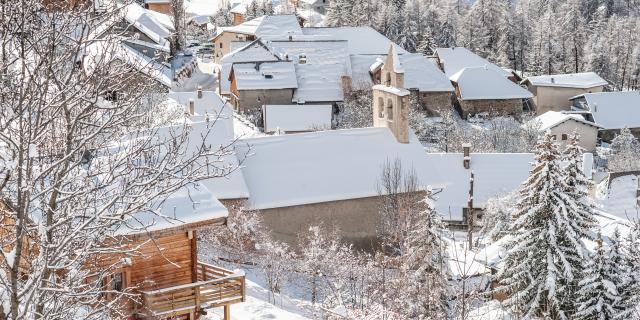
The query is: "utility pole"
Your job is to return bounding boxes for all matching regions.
[467,171,475,249]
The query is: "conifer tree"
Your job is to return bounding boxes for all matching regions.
[575,232,624,320]
[617,228,640,319]
[399,190,449,319]
[496,132,590,319]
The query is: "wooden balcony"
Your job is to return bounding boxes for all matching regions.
[137,262,245,319]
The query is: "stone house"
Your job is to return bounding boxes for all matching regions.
[521,72,608,114]
[228,61,299,113]
[570,91,640,141]
[371,46,454,115]
[450,67,533,118]
[528,111,602,152]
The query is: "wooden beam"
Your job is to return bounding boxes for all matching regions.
[224,305,231,320]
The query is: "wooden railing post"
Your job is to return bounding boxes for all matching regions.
[194,286,201,315]
[241,276,246,302]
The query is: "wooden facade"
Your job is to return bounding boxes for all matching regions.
[91,220,246,320]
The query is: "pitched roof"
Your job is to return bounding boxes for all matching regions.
[269,40,351,103]
[450,67,533,100]
[426,153,534,220]
[436,47,511,79]
[165,91,251,200]
[530,111,602,131]
[220,39,281,94]
[236,128,441,210]
[302,26,408,55]
[263,104,333,133]
[572,91,640,130]
[214,15,303,40]
[123,2,171,46]
[398,54,454,92]
[231,61,298,90]
[523,72,608,89]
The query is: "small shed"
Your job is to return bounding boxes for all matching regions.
[262,104,333,133]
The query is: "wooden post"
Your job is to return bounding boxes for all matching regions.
[224,305,231,320]
[467,171,475,249]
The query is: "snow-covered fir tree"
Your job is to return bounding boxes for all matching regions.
[397,190,449,319]
[562,132,597,238]
[608,127,640,172]
[496,132,593,319]
[574,231,625,320]
[617,227,640,319]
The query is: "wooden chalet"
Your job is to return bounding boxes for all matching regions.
[91,200,245,320]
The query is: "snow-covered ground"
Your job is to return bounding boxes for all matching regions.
[599,175,640,220]
[205,279,311,320]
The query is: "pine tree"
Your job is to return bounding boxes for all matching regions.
[399,190,449,319]
[575,232,624,320]
[617,228,640,319]
[496,132,591,319]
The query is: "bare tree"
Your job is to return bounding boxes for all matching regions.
[0,1,237,319]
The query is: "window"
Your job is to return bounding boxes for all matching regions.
[387,99,394,120]
[561,134,568,141]
[219,42,223,48]
[551,135,557,140]
[385,72,391,86]
[110,273,124,292]
[378,97,384,118]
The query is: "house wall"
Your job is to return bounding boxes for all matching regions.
[259,196,383,250]
[231,88,295,113]
[530,85,605,115]
[458,99,524,118]
[146,3,171,14]
[213,32,255,63]
[418,91,453,116]
[547,120,599,152]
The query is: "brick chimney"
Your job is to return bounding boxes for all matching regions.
[463,143,471,169]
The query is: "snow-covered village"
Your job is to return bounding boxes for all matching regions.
[2,0,640,319]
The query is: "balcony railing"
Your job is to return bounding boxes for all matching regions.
[137,262,245,318]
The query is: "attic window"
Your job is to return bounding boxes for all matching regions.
[562,134,568,141]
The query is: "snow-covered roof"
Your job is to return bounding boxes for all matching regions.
[214,15,303,40]
[220,40,281,94]
[237,128,441,210]
[398,54,454,92]
[349,55,379,88]
[184,0,224,17]
[268,40,351,103]
[123,2,171,46]
[450,67,533,100]
[302,27,408,55]
[84,41,171,87]
[523,72,608,89]
[230,3,247,14]
[436,47,511,79]
[571,91,640,130]
[119,183,228,235]
[530,111,602,131]
[231,61,298,90]
[164,91,251,199]
[146,9,174,31]
[426,153,534,220]
[373,84,410,97]
[263,104,332,133]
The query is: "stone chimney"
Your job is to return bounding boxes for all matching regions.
[186,99,195,116]
[463,143,471,169]
[197,86,203,99]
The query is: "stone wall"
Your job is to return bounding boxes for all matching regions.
[418,91,454,116]
[458,99,524,118]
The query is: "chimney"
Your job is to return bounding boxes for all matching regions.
[462,143,471,169]
[197,86,203,98]
[551,77,555,84]
[187,99,195,116]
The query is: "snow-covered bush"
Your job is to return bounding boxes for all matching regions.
[336,88,373,129]
[608,128,640,172]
